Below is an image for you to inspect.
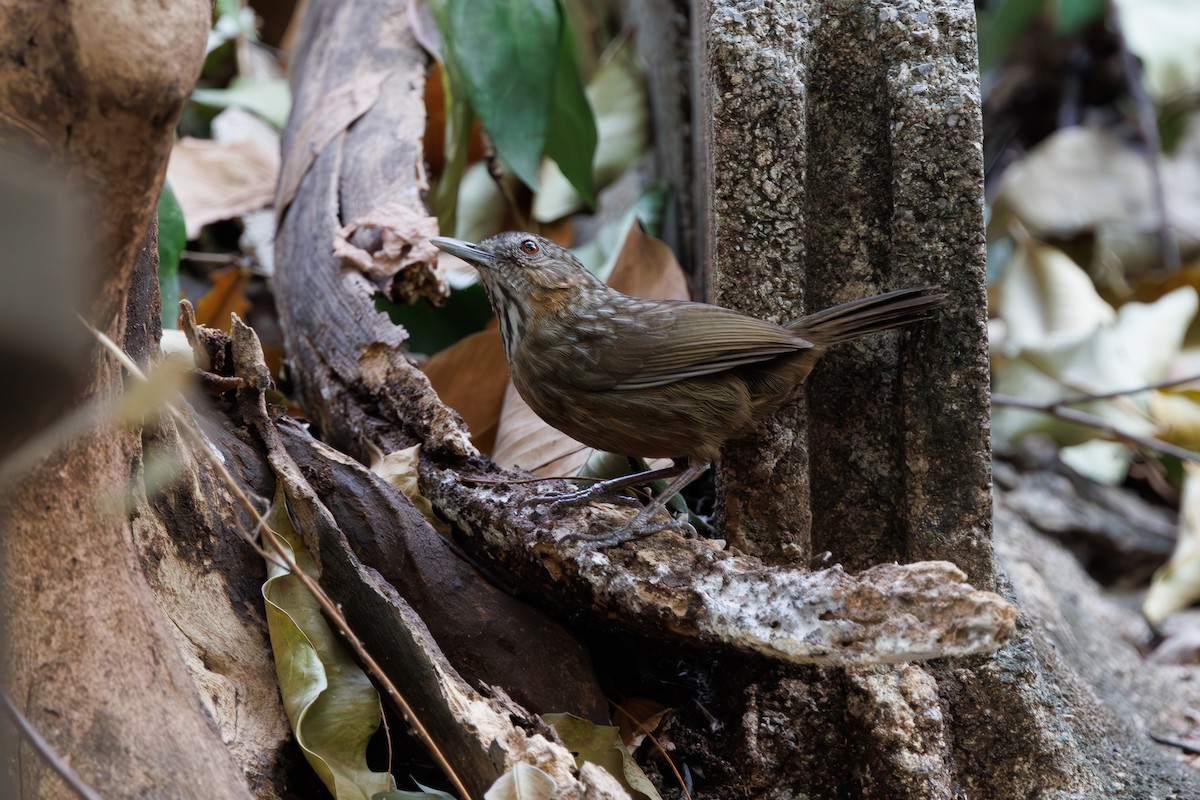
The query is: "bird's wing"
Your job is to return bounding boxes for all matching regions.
[555,300,812,391]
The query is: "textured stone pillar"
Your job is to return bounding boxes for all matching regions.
[697,0,991,584]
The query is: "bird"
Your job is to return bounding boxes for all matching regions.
[432,232,946,547]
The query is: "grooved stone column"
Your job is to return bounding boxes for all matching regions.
[696,0,991,585]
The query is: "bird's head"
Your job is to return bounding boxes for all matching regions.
[432,232,603,356]
[432,232,600,297]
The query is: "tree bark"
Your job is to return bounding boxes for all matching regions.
[0,4,270,795]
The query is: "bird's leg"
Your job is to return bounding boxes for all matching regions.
[561,460,711,548]
[519,459,686,512]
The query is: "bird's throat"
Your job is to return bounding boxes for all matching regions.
[482,279,528,360]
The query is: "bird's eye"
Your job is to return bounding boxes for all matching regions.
[520,239,540,255]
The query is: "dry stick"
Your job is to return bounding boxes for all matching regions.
[1109,0,1179,273]
[0,689,103,800]
[1049,373,1200,407]
[1147,731,1200,757]
[85,323,473,800]
[610,702,692,800]
[990,392,1200,464]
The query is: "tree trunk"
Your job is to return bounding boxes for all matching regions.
[0,3,273,797]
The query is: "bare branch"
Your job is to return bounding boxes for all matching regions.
[422,467,1016,665]
[1049,374,1200,407]
[990,393,1200,464]
[0,689,103,800]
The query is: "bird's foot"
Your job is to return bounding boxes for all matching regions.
[560,512,696,549]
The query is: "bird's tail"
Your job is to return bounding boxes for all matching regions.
[787,287,948,344]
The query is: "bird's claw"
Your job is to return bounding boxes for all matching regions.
[560,515,696,549]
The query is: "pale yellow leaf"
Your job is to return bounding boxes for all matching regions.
[1145,462,1200,625]
[990,237,1114,356]
[483,762,557,800]
[373,445,452,536]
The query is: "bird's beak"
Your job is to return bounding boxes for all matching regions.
[431,236,497,267]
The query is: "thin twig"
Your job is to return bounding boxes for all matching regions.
[1049,373,1200,407]
[991,392,1200,464]
[1148,731,1200,756]
[181,250,243,266]
[0,689,103,800]
[85,321,472,800]
[1109,0,1180,272]
[610,702,692,800]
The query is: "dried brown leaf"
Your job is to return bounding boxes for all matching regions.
[614,697,669,747]
[492,383,591,477]
[421,327,508,454]
[166,137,279,238]
[333,202,446,304]
[607,221,690,301]
[195,266,252,331]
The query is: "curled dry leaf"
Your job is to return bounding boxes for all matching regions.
[261,489,399,799]
[991,234,1200,482]
[333,202,447,304]
[491,222,689,476]
[492,382,592,477]
[482,762,557,800]
[614,698,669,748]
[993,125,1200,246]
[989,236,1114,357]
[606,221,690,300]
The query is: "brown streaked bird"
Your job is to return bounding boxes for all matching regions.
[432,232,946,547]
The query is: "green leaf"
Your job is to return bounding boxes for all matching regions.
[534,37,645,222]
[373,284,494,355]
[977,0,1046,73]
[444,0,561,189]
[157,182,186,330]
[192,77,292,129]
[542,18,597,207]
[543,713,662,800]
[262,490,399,800]
[1054,0,1104,34]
